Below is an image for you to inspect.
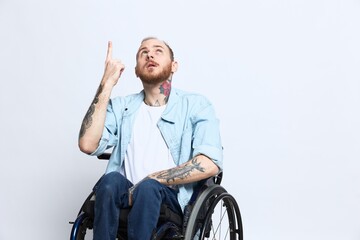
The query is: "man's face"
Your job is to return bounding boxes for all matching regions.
[135,38,176,85]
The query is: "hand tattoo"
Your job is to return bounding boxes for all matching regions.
[128,177,150,206]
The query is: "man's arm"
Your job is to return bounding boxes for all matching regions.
[78,41,125,154]
[128,154,219,206]
[148,154,219,185]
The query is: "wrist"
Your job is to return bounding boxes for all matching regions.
[100,79,115,89]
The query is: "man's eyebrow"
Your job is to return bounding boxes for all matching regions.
[138,46,148,52]
[137,44,166,57]
[138,45,165,51]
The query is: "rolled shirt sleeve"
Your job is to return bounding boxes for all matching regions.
[191,99,223,171]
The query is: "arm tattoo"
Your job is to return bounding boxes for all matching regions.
[79,85,103,138]
[155,157,205,184]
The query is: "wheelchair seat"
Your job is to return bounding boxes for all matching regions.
[69,154,243,240]
[72,189,184,240]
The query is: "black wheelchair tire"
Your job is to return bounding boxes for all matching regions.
[184,185,243,240]
[70,212,92,240]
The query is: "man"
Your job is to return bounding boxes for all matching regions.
[78,37,223,240]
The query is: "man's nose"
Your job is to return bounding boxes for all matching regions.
[146,51,154,59]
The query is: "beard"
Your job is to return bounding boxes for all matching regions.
[136,62,172,85]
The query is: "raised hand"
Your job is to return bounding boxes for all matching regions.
[101,41,125,87]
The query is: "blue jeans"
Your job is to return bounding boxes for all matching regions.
[93,171,182,240]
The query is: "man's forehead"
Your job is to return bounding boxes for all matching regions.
[138,38,166,49]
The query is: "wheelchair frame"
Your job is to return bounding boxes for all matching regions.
[69,154,243,240]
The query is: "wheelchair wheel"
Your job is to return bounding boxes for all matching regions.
[70,212,93,240]
[184,185,243,240]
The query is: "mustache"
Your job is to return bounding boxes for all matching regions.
[146,60,159,67]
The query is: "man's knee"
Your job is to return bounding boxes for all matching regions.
[136,178,162,192]
[133,178,163,200]
[96,172,127,197]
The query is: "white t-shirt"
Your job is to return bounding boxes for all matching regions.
[124,102,176,184]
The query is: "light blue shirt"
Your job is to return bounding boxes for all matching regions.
[91,88,223,211]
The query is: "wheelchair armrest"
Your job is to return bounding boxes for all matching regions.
[96,154,223,185]
[213,171,223,185]
[97,153,111,160]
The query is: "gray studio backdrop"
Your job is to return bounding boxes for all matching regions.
[0,0,359,239]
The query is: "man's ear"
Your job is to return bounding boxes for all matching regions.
[135,67,139,77]
[171,61,178,73]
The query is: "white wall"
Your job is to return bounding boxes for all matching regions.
[1,0,359,239]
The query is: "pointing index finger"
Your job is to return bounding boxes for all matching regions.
[106,41,113,62]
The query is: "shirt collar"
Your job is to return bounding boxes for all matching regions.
[161,88,180,124]
[122,88,180,124]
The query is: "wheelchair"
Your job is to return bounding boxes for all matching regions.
[69,154,243,240]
